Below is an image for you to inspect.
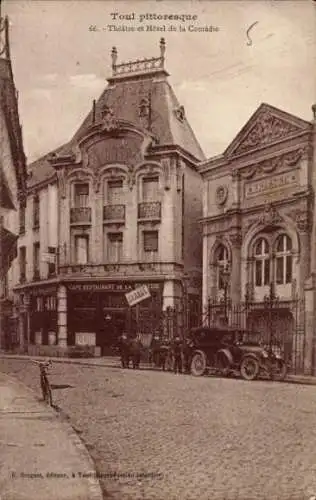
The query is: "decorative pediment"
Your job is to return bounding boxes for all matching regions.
[226,104,311,157]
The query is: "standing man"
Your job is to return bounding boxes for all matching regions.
[118,332,130,368]
[172,335,183,374]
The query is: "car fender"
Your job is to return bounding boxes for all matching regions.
[216,348,234,366]
[241,352,260,363]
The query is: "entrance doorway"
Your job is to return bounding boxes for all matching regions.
[247,308,294,362]
[97,309,127,355]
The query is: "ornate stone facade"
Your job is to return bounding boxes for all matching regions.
[199,102,316,374]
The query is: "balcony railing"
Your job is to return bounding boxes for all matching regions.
[59,261,183,277]
[70,207,92,224]
[138,202,161,220]
[103,204,125,222]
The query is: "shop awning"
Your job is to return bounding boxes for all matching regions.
[1,226,18,276]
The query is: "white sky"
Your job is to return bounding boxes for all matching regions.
[3,0,316,163]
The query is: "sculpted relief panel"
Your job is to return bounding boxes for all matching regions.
[233,111,302,155]
[84,134,143,170]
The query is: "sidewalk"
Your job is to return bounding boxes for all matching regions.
[1,352,316,385]
[0,371,103,500]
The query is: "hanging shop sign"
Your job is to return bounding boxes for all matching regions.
[125,285,151,307]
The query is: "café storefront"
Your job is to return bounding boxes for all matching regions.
[67,281,164,354]
[29,285,58,347]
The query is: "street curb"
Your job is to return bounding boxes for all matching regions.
[1,353,316,386]
[0,371,104,500]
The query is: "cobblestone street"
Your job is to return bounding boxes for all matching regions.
[1,358,316,500]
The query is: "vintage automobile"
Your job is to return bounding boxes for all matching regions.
[186,326,287,381]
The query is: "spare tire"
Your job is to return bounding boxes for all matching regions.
[190,350,207,376]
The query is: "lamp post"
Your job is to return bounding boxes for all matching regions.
[221,266,231,325]
[263,282,279,352]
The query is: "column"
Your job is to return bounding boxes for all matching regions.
[298,229,310,294]
[229,233,242,305]
[57,284,68,347]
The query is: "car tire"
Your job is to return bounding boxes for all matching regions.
[190,351,207,377]
[240,356,260,381]
[271,359,287,381]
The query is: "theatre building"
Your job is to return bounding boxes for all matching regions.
[198,103,316,374]
[11,39,204,355]
[0,14,27,349]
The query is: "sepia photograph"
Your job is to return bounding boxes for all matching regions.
[0,0,316,499]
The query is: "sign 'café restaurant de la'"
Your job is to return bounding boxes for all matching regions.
[2,32,316,375]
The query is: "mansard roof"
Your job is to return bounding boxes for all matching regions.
[28,39,205,188]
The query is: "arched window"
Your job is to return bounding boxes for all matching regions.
[254,238,270,287]
[215,244,230,290]
[275,234,292,284]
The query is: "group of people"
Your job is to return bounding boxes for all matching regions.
[117,332,192,375]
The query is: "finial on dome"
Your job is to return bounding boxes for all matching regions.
[160,38,166,59]
[111,46,117,72]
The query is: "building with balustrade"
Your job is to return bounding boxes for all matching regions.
[0,13,27,349]
[198,103,316,374]
[9,39,204,355]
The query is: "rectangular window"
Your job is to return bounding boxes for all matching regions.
[286,255,292,284]
[75,235,89,264]
[264,259,270,285]
[36,297,43,312]
[19,205,26,234]
[255,260,262,287]
[19,246,26,280]
[108,180,123,205]
[107,232,123,263]
[143,231,158,252]
[33,242,40,276]
[48,246,56,276]
[276,257,284,284]
[45,296,56,311]
[142,176,159,202]
[33,195,40,228]
[74,183,89,208]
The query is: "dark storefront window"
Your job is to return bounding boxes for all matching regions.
[30,292,57,345]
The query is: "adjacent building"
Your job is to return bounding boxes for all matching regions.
[11,39,204,355]
[198,103,316,374]
[0,14,27,349]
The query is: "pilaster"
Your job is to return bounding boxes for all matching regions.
[229,232,242,304]
[57,284,67,347]
[304,274,316,375]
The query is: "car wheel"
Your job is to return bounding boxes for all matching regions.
[271,359,287,381]
[190,351,207,376]
[240,356,259,381]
